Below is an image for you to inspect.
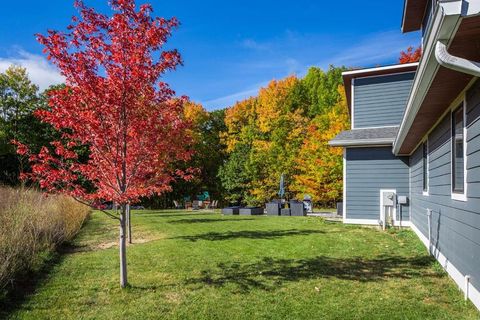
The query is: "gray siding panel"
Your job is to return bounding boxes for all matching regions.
[345,147,410,221]
[354,72,415,128]
[410,79,480,290]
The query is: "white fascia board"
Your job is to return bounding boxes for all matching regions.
[342,63,419,76]
[393,3,462,155]
[441,0,463,15]
[444,0,480,17]
[463,0,480,16]
[329,139,394,147]
[401,0,409,33]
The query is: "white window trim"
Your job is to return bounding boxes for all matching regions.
[451,97,468,202]
[423,139,430,196]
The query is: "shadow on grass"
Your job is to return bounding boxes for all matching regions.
[0,252,65,318]
[168,218,255,224]
[174,229,324,242]
[59,243,97,254]
[186,255,438,292]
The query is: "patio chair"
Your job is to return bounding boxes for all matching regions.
[209,200,218,209]
[192,200,200,210]
[173,200,182,209]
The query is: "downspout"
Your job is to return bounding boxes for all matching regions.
[435,41,480,77]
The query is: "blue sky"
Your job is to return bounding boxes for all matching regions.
[0,0,420,110]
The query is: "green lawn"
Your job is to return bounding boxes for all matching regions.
[2,210,478,319]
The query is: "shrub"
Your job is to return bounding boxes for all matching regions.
[0,187,90,292]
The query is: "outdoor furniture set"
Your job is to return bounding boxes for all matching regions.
[177,199,218,210]
[221,206,263,215]
[222,200,306,216]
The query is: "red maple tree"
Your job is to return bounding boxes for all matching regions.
[399,46,422,64]
[14,0,194,287]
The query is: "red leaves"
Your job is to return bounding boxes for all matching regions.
[399,46,422,64]
[12,140,29,156]
[17,0,194,205]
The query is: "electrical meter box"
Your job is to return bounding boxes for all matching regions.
[382,192,396,207]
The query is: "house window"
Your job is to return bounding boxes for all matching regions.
[422,141,428,193]
[452,103,466,195]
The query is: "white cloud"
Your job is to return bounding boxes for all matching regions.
[202,81,269,109]
[241,38,271,51]
[205,30,420,110]
[0,49,64,92]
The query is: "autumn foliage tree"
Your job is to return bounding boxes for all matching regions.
[399,46,422,63]
[220,67,346,207]
[14,0,193,288]
[292,85,349,206]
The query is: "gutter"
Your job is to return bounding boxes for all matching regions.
[329,139,394,147]
[341,63,419,76]
[435,41,480,77]
[393,1,463,155]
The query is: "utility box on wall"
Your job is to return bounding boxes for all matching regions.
[398,196,408,205]
[382,192,396,207]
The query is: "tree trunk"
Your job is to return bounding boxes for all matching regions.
[119,204,128,288]
[127,203,132,244]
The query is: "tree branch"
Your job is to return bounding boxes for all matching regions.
[72,196,120,221]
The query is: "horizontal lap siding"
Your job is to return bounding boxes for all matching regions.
[354,72,415,128]
[346,147,410,220]
[410,80,480,289]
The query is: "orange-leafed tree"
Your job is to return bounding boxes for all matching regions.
[399,46,422,64]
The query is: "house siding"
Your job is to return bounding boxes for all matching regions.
[345,147,410,221]
[354,72,415,128]
[409,79,480,291]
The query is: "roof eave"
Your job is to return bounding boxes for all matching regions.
[341,63,419,77]
[393,2,463,155]
[329,139,395,148]
[402,0,430,33]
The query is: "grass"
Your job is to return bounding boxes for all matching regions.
[2,209,479,319]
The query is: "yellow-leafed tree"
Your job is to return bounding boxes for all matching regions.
[291,85,350,207]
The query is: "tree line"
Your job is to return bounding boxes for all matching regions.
[0,64,350,209]
[2,53,421,210]
[218,66,349,208]
[142,66,351,209]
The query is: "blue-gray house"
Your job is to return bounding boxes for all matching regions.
[330,0,480,310]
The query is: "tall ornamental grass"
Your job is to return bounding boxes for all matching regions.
[0,187,90,292]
